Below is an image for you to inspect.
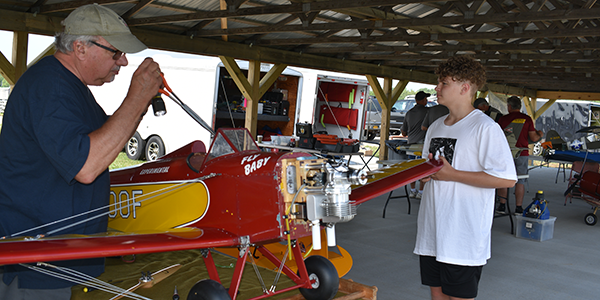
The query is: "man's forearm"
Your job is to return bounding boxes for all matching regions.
[75,101,145,184]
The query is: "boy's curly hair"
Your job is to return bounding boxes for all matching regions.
[435,56,486,92]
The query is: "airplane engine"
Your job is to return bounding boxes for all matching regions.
[282,157,367,250]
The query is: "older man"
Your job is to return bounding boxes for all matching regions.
[0,4,162,299]
[401,90,431,198]
[473,97,503,121]
[496,96,544,215]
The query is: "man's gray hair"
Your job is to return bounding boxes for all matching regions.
[507,96,522,110]
[54,32,96,53]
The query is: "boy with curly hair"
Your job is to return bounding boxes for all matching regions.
[414,56,517,300]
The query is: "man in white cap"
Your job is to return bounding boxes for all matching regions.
[0,4,162,299]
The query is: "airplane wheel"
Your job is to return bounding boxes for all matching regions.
[125,132,145,160]
[584,213,597,226]
[299,255,339,300]
[187,279,231,300]
[145,136,165,161]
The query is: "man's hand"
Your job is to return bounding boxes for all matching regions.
[77,58,163,184]
[125,57,163,111]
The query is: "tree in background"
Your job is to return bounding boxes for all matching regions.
[1,75,8,87]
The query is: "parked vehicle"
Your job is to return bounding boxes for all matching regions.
[363,95,437,139]
[93,53,372,161]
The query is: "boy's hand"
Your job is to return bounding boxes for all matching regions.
[422,153,453,182]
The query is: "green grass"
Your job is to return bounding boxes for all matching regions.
[361,143,380,158]
[110,152,144,170]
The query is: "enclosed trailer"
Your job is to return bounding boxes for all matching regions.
[92,54,304,161]
[309,75,370,141]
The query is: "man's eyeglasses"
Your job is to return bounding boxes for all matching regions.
[91,41,123,60]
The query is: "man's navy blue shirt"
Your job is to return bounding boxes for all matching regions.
[0,56,109,289]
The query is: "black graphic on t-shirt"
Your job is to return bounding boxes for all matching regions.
[429,138,457,165]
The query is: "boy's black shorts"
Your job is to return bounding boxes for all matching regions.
[419,255,483,299]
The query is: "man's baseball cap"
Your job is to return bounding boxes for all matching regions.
[415,91,431,101]
[473,97,489,108]
[62,4,147,53]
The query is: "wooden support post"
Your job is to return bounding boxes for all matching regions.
[533,98,556,121]
[245,60,261,137]
[220,0,228,42]
[0,51,16,86]
[0,31,28,87]
[522,95,535,119]
[218,56,287,138]
[12,31,27,88]
[27,43,55,68]
[365,75,407,160]
[478,90,489,99]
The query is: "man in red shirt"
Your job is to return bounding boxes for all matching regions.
[496,96,544,214]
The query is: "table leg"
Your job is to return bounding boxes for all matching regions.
[382,185,411,218]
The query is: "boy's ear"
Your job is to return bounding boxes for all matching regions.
[460,82,471,95]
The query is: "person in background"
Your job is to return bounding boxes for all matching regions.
[496,96,544,215]
[0,4,162,299]
[421,104,449,131]
[401,90,431,199]
[414,55,516,300]
[473,97,503,121]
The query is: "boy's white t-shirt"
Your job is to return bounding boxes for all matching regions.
[414,109,517,266]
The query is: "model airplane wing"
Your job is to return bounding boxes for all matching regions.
[351,158,443,205]
[0,227,238,266]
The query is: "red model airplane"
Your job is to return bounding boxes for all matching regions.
[0,127,441,299]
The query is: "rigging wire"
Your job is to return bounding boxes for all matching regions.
[220,77,237,128]
[219,78,245,149]
[20,263,150,300]
[7,175,216,239]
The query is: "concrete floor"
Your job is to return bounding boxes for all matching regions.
[337,163,600,299]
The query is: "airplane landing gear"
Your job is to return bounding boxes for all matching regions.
[299,255,339,300]
[585,212,597,226]
[187,279,231,300]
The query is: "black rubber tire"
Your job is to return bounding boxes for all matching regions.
[125,132,145,160]
[145,135,165,161]
[299,255,339,300]
[187,279,231,300]
[584,213,597,226]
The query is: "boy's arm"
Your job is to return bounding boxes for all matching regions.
[422,154,516,188]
